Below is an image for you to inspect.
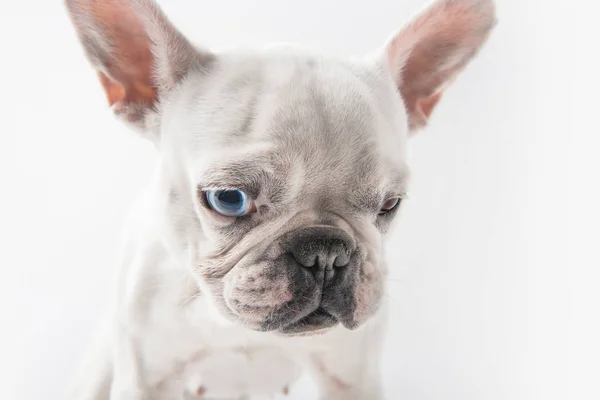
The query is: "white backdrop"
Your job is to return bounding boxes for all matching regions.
[1,1,598,399]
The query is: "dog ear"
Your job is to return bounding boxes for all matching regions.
[382,0,496,132]
[65,0,213,136]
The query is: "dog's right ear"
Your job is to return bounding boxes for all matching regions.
[65,0,213,138]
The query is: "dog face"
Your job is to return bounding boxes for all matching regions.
[65,0,496,334]
[168,55,409,333]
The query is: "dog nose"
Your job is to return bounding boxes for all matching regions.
[287,226,355,272]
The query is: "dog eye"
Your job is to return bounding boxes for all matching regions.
[378,198,401,216]
[205,190,255,217]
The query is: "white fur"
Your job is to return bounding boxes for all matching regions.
[64,0,496,399]
[69,166,388,399]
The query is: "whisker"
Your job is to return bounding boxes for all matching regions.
[383,292,403,306]
[180,291,203,307]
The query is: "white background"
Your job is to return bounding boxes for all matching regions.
[1,1,598,399]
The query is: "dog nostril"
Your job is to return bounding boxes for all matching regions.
[286,226,355,273]
[333,251,350,267]
[291,251,318,268]
[291,239,351,270]
[330,242,350,267]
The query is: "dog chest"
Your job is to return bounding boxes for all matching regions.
[153,346,302,399]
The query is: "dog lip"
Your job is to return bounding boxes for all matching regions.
[275,307,339,335]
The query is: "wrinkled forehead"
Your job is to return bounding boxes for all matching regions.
[162,51,409,199]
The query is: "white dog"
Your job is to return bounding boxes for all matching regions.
[64,0,496,398]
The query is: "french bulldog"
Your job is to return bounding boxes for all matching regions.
[64,0,496,399]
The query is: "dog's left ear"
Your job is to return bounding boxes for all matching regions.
[381,0,497,132]
[65,0,213,136]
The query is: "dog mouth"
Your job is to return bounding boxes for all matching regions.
[274,307,339,335]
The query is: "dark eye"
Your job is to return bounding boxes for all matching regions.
[206,190,255,217]
[378,198,401,216]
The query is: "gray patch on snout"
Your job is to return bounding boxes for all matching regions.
[282,226,356,271]
[251,228,370,331]
[317,246,368,330]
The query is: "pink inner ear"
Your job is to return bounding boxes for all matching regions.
[98,71,157,109]
[417,92,443,121]
[66,0,208,131]
[98,72,125,106]
[72,0,159,107]
[386,0,496,130]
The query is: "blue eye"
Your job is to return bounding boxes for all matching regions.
[205,190,253,217]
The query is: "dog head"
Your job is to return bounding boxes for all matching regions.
[65,0,496,334]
